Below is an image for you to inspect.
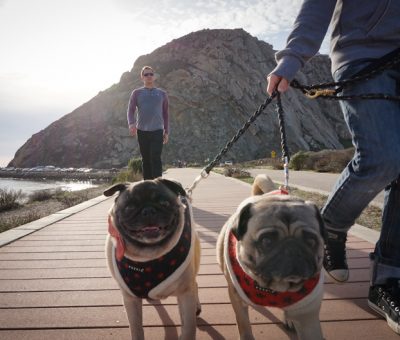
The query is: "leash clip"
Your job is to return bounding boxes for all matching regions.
[186,169,209,198]
[280,156,290,193]
[305,88,336,99]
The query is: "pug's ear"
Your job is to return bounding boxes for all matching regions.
[156,178,187,197]
[231,203,253,240]
[103,183,128,197]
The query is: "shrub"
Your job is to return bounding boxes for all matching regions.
[223,167,251,178]
[270,157,284,170]
[289,148,354,173]
[0,188,24,212]
[290,151,310,171]
[55,190,89,207]
[0,211,42,233]
[112,157,143,183]
[112,170,143,184]
[28,189,55,203]
[128,158,142,174]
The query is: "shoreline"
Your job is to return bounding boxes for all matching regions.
[0,169,116,182]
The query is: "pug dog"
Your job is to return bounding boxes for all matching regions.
[104,178,201,340]
[217,175,325,340]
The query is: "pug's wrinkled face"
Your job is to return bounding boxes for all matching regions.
[104,179,186,246]
[232,196,325,292]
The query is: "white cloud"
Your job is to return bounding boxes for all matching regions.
[114,0,302,49]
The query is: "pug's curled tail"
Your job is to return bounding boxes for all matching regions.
[251,174,275,196]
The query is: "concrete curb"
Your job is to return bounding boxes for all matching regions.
[0,194,110,247]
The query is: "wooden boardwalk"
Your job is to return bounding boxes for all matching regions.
[0,168,397,339]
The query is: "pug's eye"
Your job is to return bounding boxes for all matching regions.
[259,231,279,248]
[303,231,318,249]
[159,200,170,208]
[124,205,136,213]
[122,205,137,217]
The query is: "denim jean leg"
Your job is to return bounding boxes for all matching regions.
[371,178,400,285]
[320,61,400,284]
[322,63,400,232]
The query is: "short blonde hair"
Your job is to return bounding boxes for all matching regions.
[141,66,154,76]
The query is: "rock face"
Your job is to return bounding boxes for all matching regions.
[9,29,350,168]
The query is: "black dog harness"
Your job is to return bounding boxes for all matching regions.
[109,197,193,299]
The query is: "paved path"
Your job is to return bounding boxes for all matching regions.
[0,168,395,339]
[248,168,384,208]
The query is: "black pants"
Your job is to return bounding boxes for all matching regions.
[137,129,164,180]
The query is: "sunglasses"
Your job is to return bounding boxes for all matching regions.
[143,73,154,77]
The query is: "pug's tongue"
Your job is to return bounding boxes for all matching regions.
[142,225,161,238]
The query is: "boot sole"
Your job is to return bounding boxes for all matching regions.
[323,268,349,283]
[368,300,400,334]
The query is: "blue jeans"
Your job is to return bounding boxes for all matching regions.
[321,59,400,285]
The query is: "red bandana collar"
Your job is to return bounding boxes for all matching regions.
[228,231,319,308]
[108,215,126,261]
[270,188,289,195]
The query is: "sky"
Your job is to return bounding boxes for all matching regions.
[0,0,328,167]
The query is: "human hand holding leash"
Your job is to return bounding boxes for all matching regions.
[267,74,290,95]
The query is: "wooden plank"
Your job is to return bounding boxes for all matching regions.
[0,320,398,340]
[0,263,221,279]
[0,299,382,330]
[0,274,228,292]
[0,282,373,309]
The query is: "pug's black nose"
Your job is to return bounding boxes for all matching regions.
[141,206,156,216]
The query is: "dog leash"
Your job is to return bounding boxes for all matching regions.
[186,91,291,197]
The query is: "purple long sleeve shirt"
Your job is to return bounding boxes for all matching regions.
[127,87,169,133]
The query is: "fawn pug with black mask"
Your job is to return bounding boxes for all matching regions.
[104,178,201,340]
[217,175,325,340]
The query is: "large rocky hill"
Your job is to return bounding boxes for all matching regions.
[9,29,350,168]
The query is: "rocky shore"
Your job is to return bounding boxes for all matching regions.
[0,168,116,181]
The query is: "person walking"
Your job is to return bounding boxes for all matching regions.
[127,66,169,180]
[267,0,400,334]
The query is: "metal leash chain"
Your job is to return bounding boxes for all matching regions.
[186,92,279,197]
[276,93,290,190]
[291,48,400,100]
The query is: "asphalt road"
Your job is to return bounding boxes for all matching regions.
[248,168,384,208]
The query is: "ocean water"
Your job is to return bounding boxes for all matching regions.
[0,178,97,196]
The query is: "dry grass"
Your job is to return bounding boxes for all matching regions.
[0,185,109,233]
[227,174,382,232]
[241,148,354,173]
[287,187,381,231]
[290,148,354,173]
